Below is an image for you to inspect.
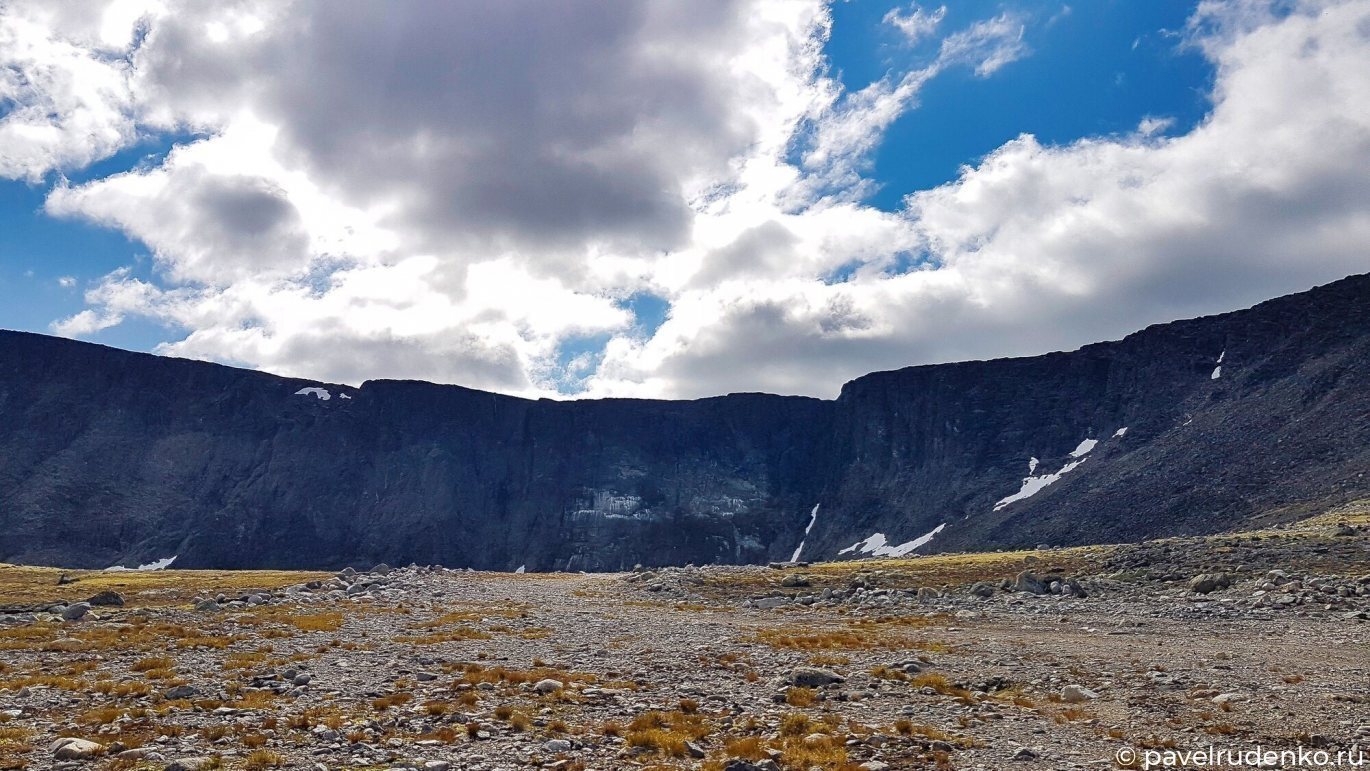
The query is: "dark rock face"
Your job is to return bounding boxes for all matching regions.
[2,274,1368,570]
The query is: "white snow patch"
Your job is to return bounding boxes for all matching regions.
[1113,427,1128,438]
[1210,366,1222,380]
[789,503,821,563]
[1069,438,1098,457]
[295,387,331,400]
[339,393,352,400]
[104,555,177,572]
[514,565,526,574]
[1217,350,1225,363]
[839,524,945,558]
[994,459,1086,511]
[1028,456,1039,474]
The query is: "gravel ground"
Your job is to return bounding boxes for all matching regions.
[1,522,1368,771]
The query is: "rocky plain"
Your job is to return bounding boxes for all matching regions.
[1,504,1367,771]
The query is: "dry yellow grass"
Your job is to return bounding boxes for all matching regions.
[393,627,492,645]
[0,564,327,608]
[622,709,713,758]
[751,615,947,652]
[371,692,413,711]
[693,545,1108,599]
[131,656,174,672]
[911,672,974,699]
[244,749,282,769]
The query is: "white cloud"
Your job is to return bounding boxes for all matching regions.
[10,0,1370,400]
[0,1,161,180]
[937,12,1030,77]
[57,275,76,288]
[884,3,946,45]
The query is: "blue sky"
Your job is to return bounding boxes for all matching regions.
[1,1,1366,399]
[826,1,1212,207]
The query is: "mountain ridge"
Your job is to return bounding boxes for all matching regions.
[2,272,1368,570]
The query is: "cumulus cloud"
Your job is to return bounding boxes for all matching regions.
[0,1,155,180]
[3,0,1367,399]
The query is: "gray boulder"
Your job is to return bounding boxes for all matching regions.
[50,737,103,760]
[61,602,92,621]
[789,667,844,687]
[1189,573,1232,594]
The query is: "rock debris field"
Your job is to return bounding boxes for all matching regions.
[1,507,1367,771]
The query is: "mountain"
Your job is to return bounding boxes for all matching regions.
[2,274,1368,570]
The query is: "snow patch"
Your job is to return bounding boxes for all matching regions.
[295,387,331,400]
[839,524,945,558]
[1069,438,1098,458]
[105,555,177,572]
[1217,350,1225,363]
[994,459,1086,511]
[339,393,352,400]
[1113,427,1128,438]
[789,503,821,563]
[1027,456,1039,474]
[1210,366,1222,380]
[514,565,526,574]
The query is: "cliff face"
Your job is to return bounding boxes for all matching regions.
[2,274,1368,570]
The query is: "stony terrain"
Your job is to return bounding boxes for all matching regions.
[1,505,1367,771]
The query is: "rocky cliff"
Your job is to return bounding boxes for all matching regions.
[2,273,1368,570]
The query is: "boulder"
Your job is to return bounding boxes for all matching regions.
[1188,573,1232,594]
[1061,684,1099,703]
[1013,571,1048,595]
[86,590,125,607]
[789,667,844,688]
[49,737,103,760]
[534,678,564,695]
[61,602,92,621]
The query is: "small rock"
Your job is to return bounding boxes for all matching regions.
[163,685,199,700]
[1013,747,1039,761]
[86,590,125,607]
[534,678,565,695]
[50,737,103,760]
[1061,684,1098,703]
[165,758,217,771]
[115,748,164,761]
[543,738,573,752]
